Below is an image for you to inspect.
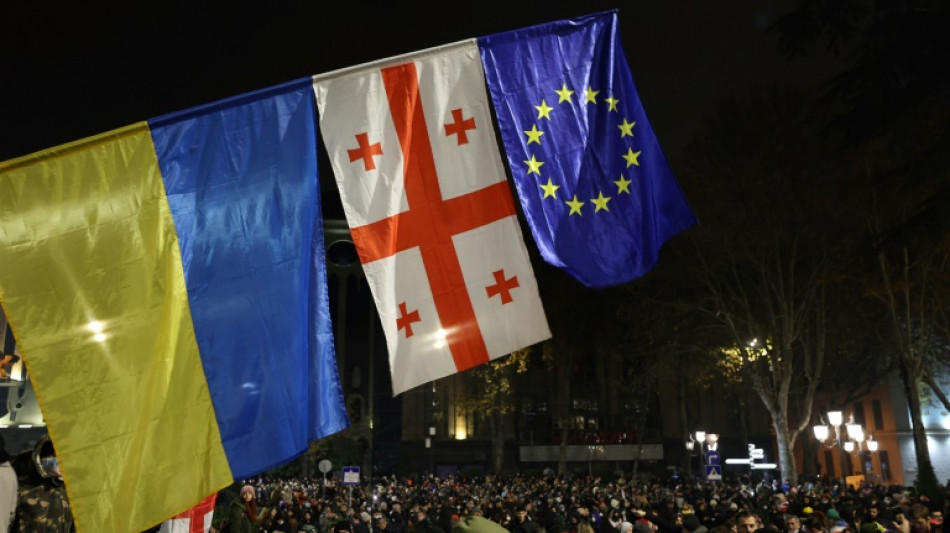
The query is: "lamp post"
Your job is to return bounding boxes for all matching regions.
[686,431,720,480]
[812,410,872,478]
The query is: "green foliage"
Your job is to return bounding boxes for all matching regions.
[456,347,532,418]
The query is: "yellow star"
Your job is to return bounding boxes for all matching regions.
[623,148,642,167]
[565,195,585,215]
[615,173,632,194]
[534,100,553,120]
[605,96,620,112]
[555,84,574,104]
[540,178,560,199]
[524,124,544,145]
[524,154,544,175]
[584,86,600,104]
[618,119,636,138]
[591,192,611,212]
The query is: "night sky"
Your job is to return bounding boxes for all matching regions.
[1,0,841,216]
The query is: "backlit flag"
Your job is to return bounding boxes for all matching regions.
[314,41,551,395]
[0,78,347,533]
[479,11,697,288]
[160,493,217,533]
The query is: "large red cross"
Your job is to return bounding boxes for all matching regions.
[486,269,519,305]
[444,108,476,145]
[347,132,383,170]
[349,62,517,371]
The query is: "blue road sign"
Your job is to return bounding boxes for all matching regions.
[704,450,721,466]
[705,464,722,481]
[342,466,360,485]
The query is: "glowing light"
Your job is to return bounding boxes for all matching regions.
[694,430,706,443]
[434,328,448,349]
[813,424,830,441]
[848,424,864,443]
[87,321,105,333]
[92,333,107,343]
[455,428,468,440]
[827,411,844,426]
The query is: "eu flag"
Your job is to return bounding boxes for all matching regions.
[479,11,697,288]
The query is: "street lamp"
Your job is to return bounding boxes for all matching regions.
[686,431,720,479]
[813,410,871,477]
[813,410,867,451]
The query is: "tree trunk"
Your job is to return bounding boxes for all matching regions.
[557,425,568,475]
[491,405,505,473]
[772,414,797,485]
[902,365,940,498]
[678,376,692,477]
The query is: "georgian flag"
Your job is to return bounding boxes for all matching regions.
[159,494,216,533]
[314,40,551,394]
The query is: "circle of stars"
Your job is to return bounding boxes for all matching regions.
[522,82,642,217]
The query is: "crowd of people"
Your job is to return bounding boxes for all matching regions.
[210,473,950,533]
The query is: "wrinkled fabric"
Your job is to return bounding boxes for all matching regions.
[479,11,697,287]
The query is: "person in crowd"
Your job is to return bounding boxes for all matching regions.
[929,509,943,533]
[352,511,371,533]
[785,515,804,533]
[221,485,259,533]
[509,506,541,533]
[417,509,447,533]
[735,511,758,533]
[11,435,73,532]
[0,434,17,533]
[322,506,342,532]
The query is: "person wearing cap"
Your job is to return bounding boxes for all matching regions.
[220,485,258,533]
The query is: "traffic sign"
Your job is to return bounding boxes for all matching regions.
[318,459,333,474]
[705,464,722,481]
[342,466,361,485]
[704,449,721,466]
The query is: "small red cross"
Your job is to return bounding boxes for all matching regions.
[396,302,421,338]
[485,269,519,304]
[347,132,383,171]
[444,108,476,145]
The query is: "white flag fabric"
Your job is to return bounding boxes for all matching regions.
[314,40,551,395]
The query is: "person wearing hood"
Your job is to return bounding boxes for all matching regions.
[11,434,73,532]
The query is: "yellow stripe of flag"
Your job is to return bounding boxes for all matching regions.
[0,123,232,532]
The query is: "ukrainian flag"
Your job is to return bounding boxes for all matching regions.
[0,78,347,533]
